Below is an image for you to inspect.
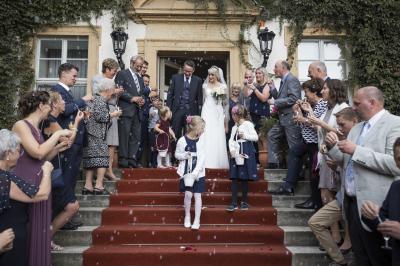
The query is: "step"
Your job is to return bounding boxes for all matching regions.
[79,207,106,226]
[268,180,310,195]
[287,246,331,266]
[101,206,278,225]
[264,169,288,180]
[83,245,291,266]
[281,226,318,246]
[110,192,272,207]
[75,180,117,194]
[272,195,309,208]
[51,246,86,266]
[115,179,268,193]
[276,208,314,226]
[122,168,264,180]
[91,224,284,245]
[77,195,109,207]
[53,226,95,246]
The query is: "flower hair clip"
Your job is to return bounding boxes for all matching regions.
[232,105,239,114]
[186,115,193,124]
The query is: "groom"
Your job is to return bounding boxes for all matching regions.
[167,60,203,140]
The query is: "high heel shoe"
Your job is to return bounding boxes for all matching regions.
[82,187,94,195]
[93,187,109,195]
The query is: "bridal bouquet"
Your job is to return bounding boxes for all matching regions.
[211,86,227,102]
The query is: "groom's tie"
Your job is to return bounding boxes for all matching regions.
[184,78,190,90]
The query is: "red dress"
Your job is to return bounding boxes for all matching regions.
[155,119,172,153]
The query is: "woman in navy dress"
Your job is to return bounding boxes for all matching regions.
[0,129,53,266]
[175,116,206,230]
[227,104,259,211]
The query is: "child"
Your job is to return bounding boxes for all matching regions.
[148,96,161,168]
[154,106,176,168]
[175,116,206,230]
[227,104,258,211]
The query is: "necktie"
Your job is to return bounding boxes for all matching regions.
[344,122,371,196]
[133,73,141,94]
[184,78,190,90]
[279,80,284,91]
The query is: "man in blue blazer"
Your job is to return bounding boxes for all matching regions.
[115,55,145,168]
[51,62,93,228]
[166,60,203,140]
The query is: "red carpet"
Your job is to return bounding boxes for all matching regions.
[83,168,292,266]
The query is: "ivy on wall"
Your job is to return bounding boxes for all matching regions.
[0,0,132,129]
[195,0,400,113]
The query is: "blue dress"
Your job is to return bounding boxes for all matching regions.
[229,136,258,181]
[0,169,39,266]
[179,136,205,193]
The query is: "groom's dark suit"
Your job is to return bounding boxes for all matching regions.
[167,73,203,140]
[115,68,145,167]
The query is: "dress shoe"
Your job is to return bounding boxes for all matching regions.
[128,161,138,168]
[269,186,294,196]
[70,214,84,227]
[118,161,129,168]
[60,222,78,230]
[295,198,316,209]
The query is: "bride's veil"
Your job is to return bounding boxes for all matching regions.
[203,66,226,86]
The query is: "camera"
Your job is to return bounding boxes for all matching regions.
[243,80,248,85]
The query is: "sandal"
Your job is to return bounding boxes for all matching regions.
[94,187,109,195]
[82,187,94,195]
[51,241,64,251]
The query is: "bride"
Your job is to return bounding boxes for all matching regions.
[201,66,229,169]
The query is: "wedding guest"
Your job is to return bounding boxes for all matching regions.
[361,137,400,266]
[40,91,83,247]
[175,116,206,230]
[92,58,122,180]
[267,60,302,168]
[115,55,145,168]
[227,104,258,211]
[12,91,71,266]
[325,86,400,266]
[308,107,358,266]
[227,82,242,139]
[51,62,92,229]
[148,96,161,168]
[140,60,149,76]
[270,78,327,197]
[82,78,122,195]
[0,129,53,266]
[242,69,254,109]
[154,106,176,168]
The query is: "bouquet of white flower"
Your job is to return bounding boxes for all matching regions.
[211,86,227,102]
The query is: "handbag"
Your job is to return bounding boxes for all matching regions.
[51,154,64,188]
[183,154,196,187]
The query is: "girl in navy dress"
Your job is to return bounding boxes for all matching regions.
[154,106,176,168]
[175,116,206,230]
[227,104,258,211]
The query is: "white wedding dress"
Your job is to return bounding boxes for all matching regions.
[201,83,230,169]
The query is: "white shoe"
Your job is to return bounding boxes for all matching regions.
[184,216,191,228]
[191,220,200,230]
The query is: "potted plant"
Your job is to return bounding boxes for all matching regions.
[257,113,278,168]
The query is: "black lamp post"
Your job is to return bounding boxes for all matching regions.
[111,28,129,70]
[258,26,275,68]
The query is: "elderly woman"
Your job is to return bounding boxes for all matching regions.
[41,91,83,249]
[92,58,122,180]
[12,91,71,266]
[82,78,122,195]
[0,129,53,266]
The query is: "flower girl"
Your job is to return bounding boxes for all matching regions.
[175,116,206,230]
[227,104,258,211]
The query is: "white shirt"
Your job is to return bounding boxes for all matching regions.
[129,68,141,93]
[58,82,70,91]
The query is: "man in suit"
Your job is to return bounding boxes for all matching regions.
[166,60,203,140]
[51,62,93,229]
[361,138,400,266]
[325,86,400,266]
[308,61,329,81]
[115,55,145,168]
[267,60,302,174]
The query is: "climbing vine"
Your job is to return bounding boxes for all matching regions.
[0,0,132,129]
[188,0,400,114]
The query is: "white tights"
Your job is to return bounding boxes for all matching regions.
[184,191,202,223]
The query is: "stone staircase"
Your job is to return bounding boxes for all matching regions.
[51,169,334,266]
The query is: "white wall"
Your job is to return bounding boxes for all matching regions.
[90,11,146,72]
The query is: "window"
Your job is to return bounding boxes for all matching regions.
[297,40,347,83]
[35,36,88,98]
